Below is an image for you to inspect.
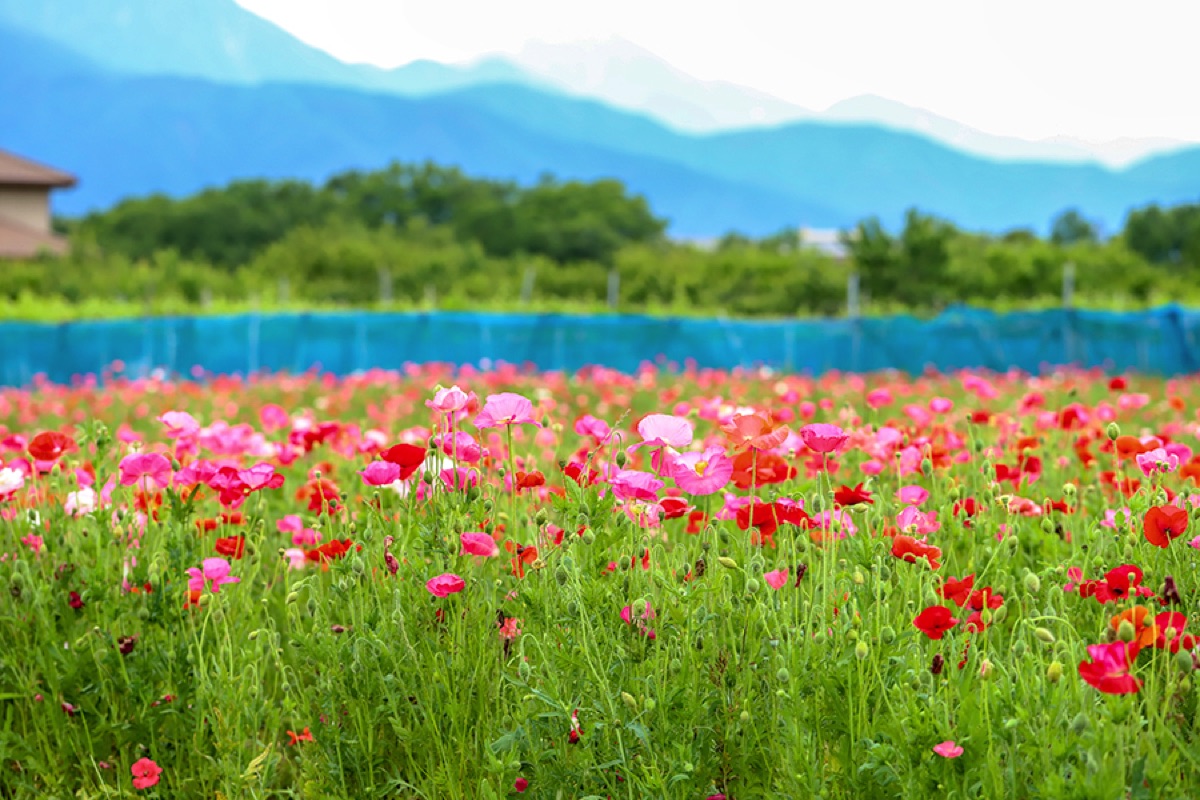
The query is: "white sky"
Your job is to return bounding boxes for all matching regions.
[237,0,1200,142]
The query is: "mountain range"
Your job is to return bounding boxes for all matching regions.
[0,0,1198,237]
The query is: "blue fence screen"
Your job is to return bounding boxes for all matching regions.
[1,306,1199,386]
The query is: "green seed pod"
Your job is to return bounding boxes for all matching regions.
[1024,573,1042,594]
[1034,627,1055,644]
[776,668,790,683]
[855,641,870,660]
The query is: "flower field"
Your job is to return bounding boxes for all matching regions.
[2,363,1200,799]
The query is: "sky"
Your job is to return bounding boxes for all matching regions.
[236,0,1200,143]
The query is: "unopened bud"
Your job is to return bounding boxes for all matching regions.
[776,668,790,683]
[621,691,637,710]
[1062,483,1077,496]
[1034,627,1055,644]
[853,569,865,586]
[1117,620,1137,643]
[745,578,761,594]
[615,451,628,467]
[717,557,739,570]
[1106,422,1121,441]
[979,659,993,678]
[1024,573,1042,594]
[855,640,870,660]
[992,604,1008,623]
[880,626,896,644]
[1047,661,1064,683]
[1175,649,1195,673]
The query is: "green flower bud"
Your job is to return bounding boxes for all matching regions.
[621,691,637,710]
[1012,640,1027,658]
[1069,711,1088,733]
[1175,649,1195,674]
[1034,627,1055,644]
[880,626,896,644]
[1023,573,1042,594]
[717,557,739,570]
[1106,422,1121,441]
[1117,620,1137,643]
[855,641,870,660]
[1047,660,1064,683]
[616,451,628,467]
[776,668,790,683]
[739,710,751,723]
[745,578,761,594]
[853,569,865,586]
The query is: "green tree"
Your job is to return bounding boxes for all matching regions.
[1050,209,1098,246]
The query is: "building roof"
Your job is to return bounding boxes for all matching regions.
[0,216,69,259]
[0,148,76,188]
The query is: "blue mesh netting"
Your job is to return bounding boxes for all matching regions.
[1,305,1198,386]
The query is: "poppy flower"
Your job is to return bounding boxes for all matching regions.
[380,443,426,480]
[305,539,356,563]
[460,532,499,558]
[763,568,789,590]
[514,777,529,793]
[513,470,545,491]
[186,557,240,594]
[799,423,848,454]
[659,497,692,519]
[287,727,315,746]
[1144,505,1189,548]
[359,461,402,486]
[214,535,246,560]
[28,431,74,462]
[932,741,964,758]
[1110,606,1158,658]
[913,605,959,639]
[834,483,874,507]
[723,413,790,451]
[474,393,541,429]
[1154,612,1197,653]
[118,453,173,492]
[672,448,734,495]
[891,535,942,570]
[131,757,162,790]
[1078,641,1141,694]
[631,413,694,451]
[425,573,466,597]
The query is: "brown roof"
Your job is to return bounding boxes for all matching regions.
[0,216,69,259]
[0,148,76,188]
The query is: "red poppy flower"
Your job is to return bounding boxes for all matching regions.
[729,451,797,490]
[380,443,426,480]
[891,535,942,570]
[1144,505,1189,548]
[1078,641,1141,694]
[1155,612,1197,653]
[834,483,874,507]
[305,539,356,563]
[514,470,545,491]
[287,727,315,746]
[913,605,959,639]
[660,497,692,520]
[28,431,75,462]
[1110,606,1158,658]
[214,536,246,560]
[939,574,975,607]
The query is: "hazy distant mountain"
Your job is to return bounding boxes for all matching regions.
[0,0,536,95]
[512,38,816,131]
[510,39,1192,167]
[823,95,1188,167]
[3,19,1199,238]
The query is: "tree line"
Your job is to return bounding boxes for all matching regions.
[4,160,1196,319]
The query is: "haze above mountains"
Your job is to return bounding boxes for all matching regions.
[1,0,1197,237]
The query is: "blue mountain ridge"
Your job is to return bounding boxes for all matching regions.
[1,20,1198,236]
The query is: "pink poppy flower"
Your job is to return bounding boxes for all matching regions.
[427,385,475,415]
[277,515,303,534]
[440,467,479,492]
[157,411,200,439]
[1136,448,1179,477]
[930,397,954,413]
[764,568,789,590]
[574,415,612,442]
[897,485,930,505]
[186,557,240,595]
[800,423,848,454]
[630,414,693,451]
[460,532,499,558]
[933,741,964,758]
[118,453,173,491]
[259,403,290,431]
[283,548,307,570]
[897,506,940,535]
[434,431,484,463]
[426,573,466,597]
[359,461,402,486]
[611,470,664,502]
[514,777,529,793]
[173,459,219,488]
[474,393,541,429]
[672,448,734,495]
[131,757,162,790]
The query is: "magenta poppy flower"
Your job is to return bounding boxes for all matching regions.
[426,573,466,597]
[173,459,219,488]
[186,557,240,594]
[118,452,173,491]
[764,568,789,590]
[897,506,940,535]
[130,757,162,790]
[575,415,612,442]
[474,393,541,428]
[611,470,664,502]
[929,397,954,413]
[897,485,930,505]
[434,431,484,463]
[800,423,848,454]
[671,448,734,495]
[1136,448,1179,477]
[157,410,200,439]
[932,741,964,758]
[359,461,402,486]
[440,467,479,492]
[460,532,499,558]
[630,413,693,451]
[426,385,475,414]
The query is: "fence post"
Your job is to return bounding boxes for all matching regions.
[847,272,862,372]
[520,265,536,307]
[607,269,620,310]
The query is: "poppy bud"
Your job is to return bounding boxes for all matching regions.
[1023,573,1041,594]
[621,692,637,710]
[854,641,869,660]
[853,569,865,586]
[776,668,790,683]
[921,458,933,474]
[1175,650,1195,673]
[248,630,259,641]
[745,578,761,594]
[582,532,595,545]
[992,604,1008,624]
[286,592,299,604]
[979,659,993,678]
[1012,640,1027,658]
[717,557,739,570]
[813,632,827,645]
[880,626,896,644]
[1062,483,1077,496]
[739,710,751,723]
[1034,627,1055,644]
[1106,422,1121,441]
[930,654,944,675]
[616,452,627,467]
[1117,620,1137,643]
[644,698,655,711]
[1046,660,1064,683]
[1069,711,1088,733]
